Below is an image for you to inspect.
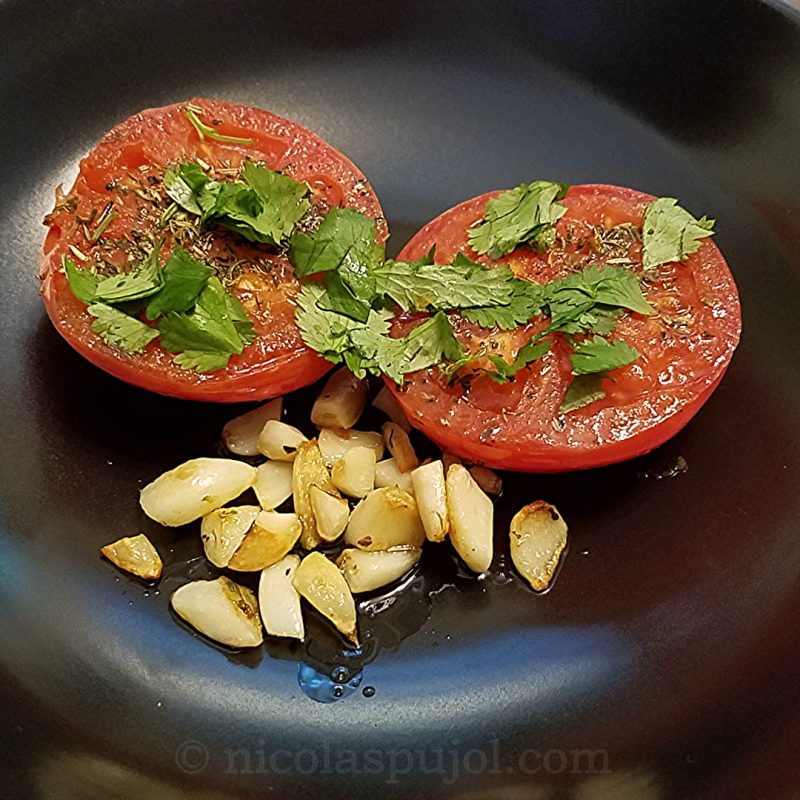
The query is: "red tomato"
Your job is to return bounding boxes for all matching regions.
[387,184,742,471]
[40,99,386,401]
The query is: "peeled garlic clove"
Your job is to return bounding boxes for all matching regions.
[469,465,503,496]
[345,487,425,551]
[259,555,304,640]
[509,501,568,592]
[310,486,350,542]
[375,458,414,494]
[140,458,256,526]
[257,420,308,461]
[100,533,162,580]
[331,446,376,498]
[382,422,419,473]
[318,428,384,467]
[226,510,302,572]
[372,386,411,432]
[411,460,449,542]
[171,576,263,648]
[336,547,421,593]
[222,398,282,456]
[253,460,293,510]
[311,368,367,430]
[293,552,358,645]
[446,464,493,573]
[292,439,341,549]
[200,505,260,568]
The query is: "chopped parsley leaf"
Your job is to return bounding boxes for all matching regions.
[467,181,569,258]
[642,197,714,270]
[87,303,159,354]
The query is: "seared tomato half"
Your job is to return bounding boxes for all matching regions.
[387,185,741,471]
[40,98,386,401]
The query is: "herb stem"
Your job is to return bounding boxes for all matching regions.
[184,104,256,145]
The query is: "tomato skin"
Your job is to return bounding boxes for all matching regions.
[387,185,741,472]
[40,99,385,402]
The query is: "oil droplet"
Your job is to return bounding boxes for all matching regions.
[331,665,349,683]
[362,686,376,698]
[297,663,363,704]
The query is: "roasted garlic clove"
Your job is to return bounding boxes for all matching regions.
[509,501,568,592]
[171,576,263,648]
[140,458,256,526]
[293,552,358,645]
[100,533,162,580]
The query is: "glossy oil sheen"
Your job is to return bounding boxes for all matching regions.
[1,1,800,798]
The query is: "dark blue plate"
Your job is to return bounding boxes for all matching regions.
[2,1,800,797]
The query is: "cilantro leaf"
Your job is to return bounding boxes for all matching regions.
[547,265,654,328]
[145,247,213,319]
[485,337,552,383]
[63,255,99,304]
[316,271,372,323]
[445,336,551,384]
[290,207,382,279]
[87,303,159,354]
[559,374,607,413]
[642,197,715,270]
[467,181,569,258]
[294,283,392,377]
[461,277,547,329]
[376,312,463,384]
[93,245,164,304]
[224,292,257,346]
[556,306,622,336]
[295,283,368,361]
[163,163,211,215]
[158,277,249,368]
[570,336,639,376]
[165,161,309,245]
[234,162,310,244]
[173,350,232,372]
[375,257,516,312]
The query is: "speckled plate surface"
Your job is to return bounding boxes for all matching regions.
[2,1,800,798]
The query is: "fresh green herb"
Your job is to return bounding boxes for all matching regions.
[443,336,552,384]
[289,207,382,321]
[546,265,654,329]
[569,336,640,376]
[93,245,164,304]
[164,161,310,245]
[173,350,233,372]
[90,209,117,242]
[375,253,517,312]
[163,163,210,215]
[461,278,547,330]
[556,306,622,336]
[290,207,381,279]
[63,255,99,304]
[158,277,251,370]
[87,303,159,354]
[375,311,463,384]
[145,247,213,320]
[642,197,715,271]
[484,337,552,383]
[184,103,257,145]
[294,282,391,376]
[467,181,569,258]
[559,374,607,414]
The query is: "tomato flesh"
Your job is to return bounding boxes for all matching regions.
[40,99,386,402]
[387,185,741,472]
